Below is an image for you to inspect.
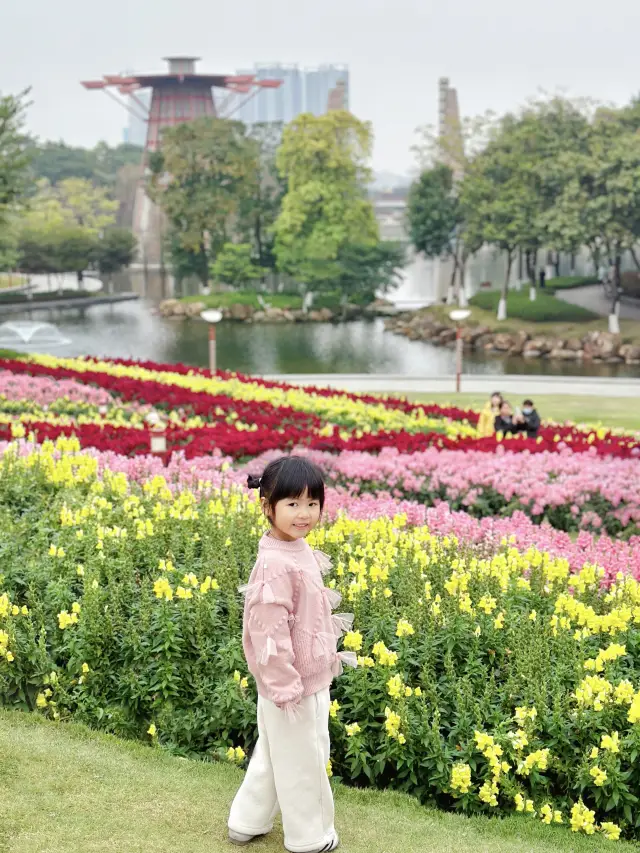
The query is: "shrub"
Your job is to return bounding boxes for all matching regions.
[469,290,598,322]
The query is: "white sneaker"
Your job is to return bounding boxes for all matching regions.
[228,829,259,846]
[292,834,339,853]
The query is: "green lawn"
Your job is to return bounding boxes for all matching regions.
[545,276,600,291]
[179,290,367,313]
[469,289,599,322]
[0,273,28,290]
[403,393,640,432]
[0,710,631,853]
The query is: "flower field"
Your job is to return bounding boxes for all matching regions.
[1,354,640,841]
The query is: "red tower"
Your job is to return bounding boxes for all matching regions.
[81,57,282,267]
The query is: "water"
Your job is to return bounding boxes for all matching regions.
[2,271,638,378]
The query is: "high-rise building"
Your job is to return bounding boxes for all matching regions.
[305,65,349,117]
[234,64,349,126]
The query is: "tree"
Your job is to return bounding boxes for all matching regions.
[273,110,379,292]
[94,228,137,290]
[27,140,143,187]
[333,241,405,306]
[407,164,464,305]
[542,116,640,332]
[54,177,118,234]
[52,226,98,282]
[148,118,259,288]
[211,243,266,288]
[0,221,20,272]
[17,220,97,286]
[0,90,32,227]
[237,123,286,275]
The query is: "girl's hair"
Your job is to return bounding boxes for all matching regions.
[247,456,325,513]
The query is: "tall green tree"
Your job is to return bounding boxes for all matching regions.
[407,164,465,305]
[211,242,266,289]
[542,115,640,332]
[94,228,137,290]
[273,110,379,291]
[238,123,286,274]
[148,118,258,287]
[0,90,32,227]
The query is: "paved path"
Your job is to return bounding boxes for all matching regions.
[555,284,640,321]
[260,373,640,398]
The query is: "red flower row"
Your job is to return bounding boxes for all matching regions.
[105,356,481,424]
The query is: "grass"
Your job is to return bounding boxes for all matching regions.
[179,290,370,313]
[546,276,600,291]
[402,392,640,432]
[0,709,631,853]
[0,273,28,290]
[469,290,599,323]
[425,303,640,344]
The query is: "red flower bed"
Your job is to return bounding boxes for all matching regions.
[0,357,637,460]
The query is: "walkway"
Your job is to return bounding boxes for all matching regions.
[555,284,640,321]
[0,293,140,315]
[260,373,640,398]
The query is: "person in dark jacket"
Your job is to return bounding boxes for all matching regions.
[494,401,520,435]
[520,399,541,438]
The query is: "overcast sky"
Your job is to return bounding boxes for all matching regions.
[3,0,639,173]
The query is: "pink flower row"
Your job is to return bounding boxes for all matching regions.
[0,370,114,407]
[4,441,637,584]
[243,446,640,536]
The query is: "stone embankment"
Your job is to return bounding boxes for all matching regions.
[158,299,398,323]
[384,312,640,364]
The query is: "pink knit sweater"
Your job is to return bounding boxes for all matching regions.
[241,533,355,707]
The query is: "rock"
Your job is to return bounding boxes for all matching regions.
[583,331,619,359]
[438,329,457,344]
[172,302,187,316]
[522,349,542,359]
[548,348,581,360]
[525,338,553,354]
[282,310,295,322]
[228,303,254,321]
[491,333,515,352]
[318,308,334,322]
[184,301,205,318]
[252,311,266,322]
[606,356,624,364]
[565,337,583,351]
[620,344,640,362]
[159,299,179,316]
[307,311,324,322]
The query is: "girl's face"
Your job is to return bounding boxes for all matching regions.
[265,488,321,542]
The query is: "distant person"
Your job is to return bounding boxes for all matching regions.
[478,391,503,437]
[520,399,541,438]
[494,400,520,435]
[538,268,546,289]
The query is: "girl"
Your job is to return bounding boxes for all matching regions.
[228,456,355,853]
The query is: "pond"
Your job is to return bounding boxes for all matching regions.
[3,271,638,378]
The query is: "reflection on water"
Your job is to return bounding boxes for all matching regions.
[2,270,637,378]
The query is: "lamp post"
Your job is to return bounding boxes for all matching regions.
[146,411,167,457]
[200,309,223,373]
[449,309,471,393]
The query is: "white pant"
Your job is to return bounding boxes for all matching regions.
[228,688,336,853]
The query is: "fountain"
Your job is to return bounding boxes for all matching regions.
[0,321,71,349]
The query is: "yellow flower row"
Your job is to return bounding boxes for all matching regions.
[25,354,478,437]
